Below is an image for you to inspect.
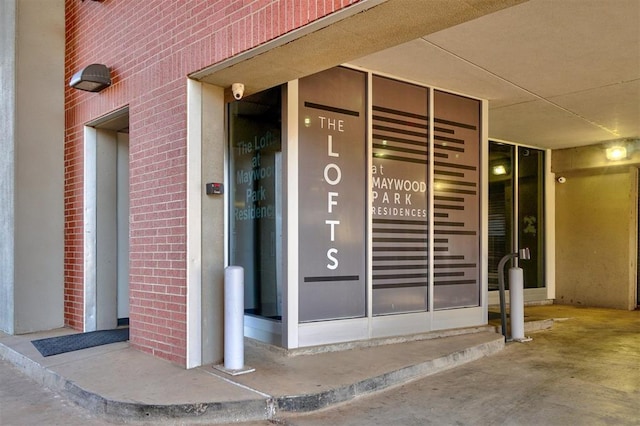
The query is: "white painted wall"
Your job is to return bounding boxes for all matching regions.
[1,0,65,334]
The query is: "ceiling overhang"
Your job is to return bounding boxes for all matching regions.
[191,0,527,99]
[190,0,638,150]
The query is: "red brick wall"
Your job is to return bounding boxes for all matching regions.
[65,0,361,365]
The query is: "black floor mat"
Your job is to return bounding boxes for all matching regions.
[31,328,129,357]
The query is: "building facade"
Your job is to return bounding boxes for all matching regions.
[1,0,637,369]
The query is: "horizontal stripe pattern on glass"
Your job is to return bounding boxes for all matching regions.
[372,94,430,289]
[372,103,428,166]
[432,98,479,294]
[303,101,360,116]
[372,218,428,290]
[371,77,430,314]
[304,275,360,283]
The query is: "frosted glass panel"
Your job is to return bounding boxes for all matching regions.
[371,76,429,315]
[432,90,481,310]
[298,67,367,322]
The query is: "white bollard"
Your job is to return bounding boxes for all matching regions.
[509,266,526,341]
[224,266,245,370]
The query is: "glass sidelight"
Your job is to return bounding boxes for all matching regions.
[229,86,283,319]
[517,147,545,289]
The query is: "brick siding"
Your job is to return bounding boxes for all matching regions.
[65,0,360,365]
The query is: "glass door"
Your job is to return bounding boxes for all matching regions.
[488,142,545,291]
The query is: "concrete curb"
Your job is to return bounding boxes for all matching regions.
[274,335,504,415]
[1,333,504,424]
[524,318,555,333]
[0,341,272,424]
[490,318,555,337]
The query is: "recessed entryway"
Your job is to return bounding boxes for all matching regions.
[84,108,130,331]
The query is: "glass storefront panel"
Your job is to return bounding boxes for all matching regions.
[371,76,429,315]
[432,91,481,309]
[229,87,282,319]
[297,67,368,322]
[230,67,486,338]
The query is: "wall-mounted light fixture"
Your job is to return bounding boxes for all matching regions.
[69,64,111,92]
[605,145,627,161]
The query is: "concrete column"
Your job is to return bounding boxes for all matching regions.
[0,0,65,334]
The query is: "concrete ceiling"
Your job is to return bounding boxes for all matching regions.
[194,0,638,150]
[194,0,526,94]
[349,0,640,149]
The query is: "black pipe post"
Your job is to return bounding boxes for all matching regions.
[497,253,516,341]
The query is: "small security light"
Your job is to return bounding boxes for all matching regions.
[605,145,627,161]
[69,64,111,92]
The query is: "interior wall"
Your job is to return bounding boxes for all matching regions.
[10,0,65,333]
[555,167,637,310]
[96,129,118,330]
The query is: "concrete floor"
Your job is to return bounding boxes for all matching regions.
[1,305,638,425]
[0,357,113,426]
[268,305,640,425]
[0,317,504,424]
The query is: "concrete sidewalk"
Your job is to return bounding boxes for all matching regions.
[0,306,560,424]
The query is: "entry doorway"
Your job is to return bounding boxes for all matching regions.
[488,141,546,299]
[84,108,130,331]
